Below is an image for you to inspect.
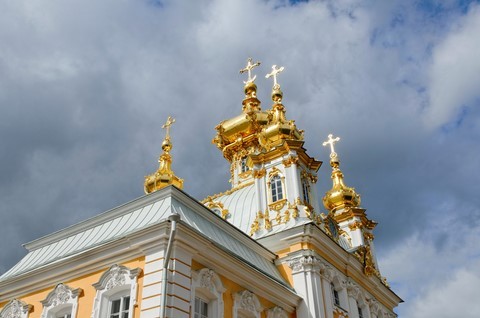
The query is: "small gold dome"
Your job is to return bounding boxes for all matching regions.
[322,155,361,211]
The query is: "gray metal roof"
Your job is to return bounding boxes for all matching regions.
[0,187,288,288]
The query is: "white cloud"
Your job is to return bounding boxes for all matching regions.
[426,4,480,129]
[380,214,480,316]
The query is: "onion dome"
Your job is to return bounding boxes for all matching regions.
[258,65,304,149]
[144,116,183,193]
[322,134,361,212]
[212,58,269,162]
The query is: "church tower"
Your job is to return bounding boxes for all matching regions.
[205,58,322,238]
[322,134,382,278]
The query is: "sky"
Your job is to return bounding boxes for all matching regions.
[0,0,479,316]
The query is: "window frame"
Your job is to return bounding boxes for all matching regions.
[91,264,141,318]
[269,174,284,203]
[301,177,310,205]
[190,268,225,318]
[330,282,340,307]
[233,290,262,318]
[40,284,81,318]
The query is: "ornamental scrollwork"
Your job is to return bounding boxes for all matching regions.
[287,255,321,273]
[0,299,32,318]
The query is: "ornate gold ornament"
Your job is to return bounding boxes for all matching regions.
[249,218,260,236]
[288,200,299,219]
[283,210,291,223]
[265,65,284,87]
[282,156,299,167]
[322,134,361,212]
[349,221,363,231]
[253,168,266,179]
[238,170,252,179]
[363,232,375,241]
[240,57,261,84]
[269,198,287,211]
[144,116,184,193]
[264,209,272,230]
[201,181,254,203]
[203,201,230,220]
[275,210,282,224]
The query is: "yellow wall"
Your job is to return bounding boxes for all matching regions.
[191,260,296,318]
[0,257,145,318]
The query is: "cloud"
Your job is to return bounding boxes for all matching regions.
[425,3,480,129]
[380,214,480,317]
[0,1,479,317]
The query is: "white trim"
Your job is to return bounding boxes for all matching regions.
[90,264,141,318]
[191,268,226,318]
[233,290,262,318]
[0,299,32,318]
[41,284,82,318]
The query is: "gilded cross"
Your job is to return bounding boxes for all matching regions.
[322,134,341,157]
[265,65,285,88]
[162,116,176,139]
[239,58,261,84]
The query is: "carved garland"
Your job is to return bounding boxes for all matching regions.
[41,284,82,318]
[233,290,262,318]
[0,299,32,318]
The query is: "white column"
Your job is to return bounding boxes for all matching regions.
[320,267,334,318]
[288,255,325,318]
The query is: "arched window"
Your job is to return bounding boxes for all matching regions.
[330,282,340,307]
[301,178,310,204]
[270,175,283,202]
[240,157,249,173]
[91,264,141,318]
[191,268,225,318]
[41,284,82,318]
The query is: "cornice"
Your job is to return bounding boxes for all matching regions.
[264,224,402,310]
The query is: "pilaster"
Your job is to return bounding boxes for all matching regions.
[287,254,325,318]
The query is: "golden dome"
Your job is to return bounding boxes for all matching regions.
[144,117,183,193]
[322,134,361,212]
[322,154,361,211]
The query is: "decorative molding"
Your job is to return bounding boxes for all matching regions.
[266,306,288,318]
[233,290,262,318]
[193,268,226,294]
[0,299,32,318]
[269,198,287,212]
[41,284,82,318]
[288,255,321,273]
[91,264,142,318]
[191,268,225,318]
[282,156,298,167]
[368,298,380,315]
[253,168,266,179]
[346,280,361,300]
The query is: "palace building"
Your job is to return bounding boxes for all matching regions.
[0,59,402,318]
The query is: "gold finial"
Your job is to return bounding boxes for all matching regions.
[265,65,285,89]
[322,134,360,211]
[144,116,183,194]
[162,116,175,140]
[322,134,341,158]
[240,58,261,84]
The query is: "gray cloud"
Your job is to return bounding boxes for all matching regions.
[1,1,479,316]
